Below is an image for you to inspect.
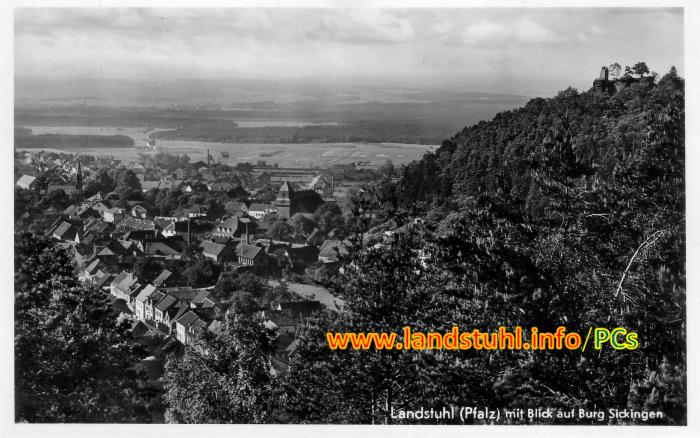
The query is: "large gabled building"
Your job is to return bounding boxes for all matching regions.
[274,181,324,220]
[200,240,236,263]
[110,271,140,305]
[235,242,268,267]
[213,216,256,239]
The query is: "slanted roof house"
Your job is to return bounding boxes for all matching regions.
[134,284,157,321]
[16,175,37,190]
[110,272,140,303]
[235,242,268,267]
[174,311,208,345]
[152,269,189,288]
[52,221,80,242]
[318,239,350,263]
[200,240,236,263]
[213,216,256,239]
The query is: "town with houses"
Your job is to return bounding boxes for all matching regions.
[14,149,406,394]
[10,3,688,426]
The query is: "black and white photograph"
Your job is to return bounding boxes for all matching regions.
[4,1,698,436]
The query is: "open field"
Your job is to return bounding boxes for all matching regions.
[235,121,340,128]
[17,125,436,166]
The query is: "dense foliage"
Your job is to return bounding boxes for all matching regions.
[161,310,275,423]
[274,68,685,424]
[15,233,153,422]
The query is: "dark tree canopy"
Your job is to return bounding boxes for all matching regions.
[83,168,116,198]
[133,256,163,284]
[162,310,275,423]
[183,257,221,288]
[267,220,294,241]
[632,61,650,77]
[15,233,152,422]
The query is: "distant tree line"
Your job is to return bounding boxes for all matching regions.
[150,121,449,145]
[15,133,134,149]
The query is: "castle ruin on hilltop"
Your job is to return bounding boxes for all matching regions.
[593,66,655,94]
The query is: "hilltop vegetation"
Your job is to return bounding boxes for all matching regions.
[397,66,683,209]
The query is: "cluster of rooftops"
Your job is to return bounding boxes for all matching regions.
[104,267,323,375]
[109,269,221,345]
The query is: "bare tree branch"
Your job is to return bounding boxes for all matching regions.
[614,230,666,298]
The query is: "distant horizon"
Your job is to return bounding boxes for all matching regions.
[14,8,684,99]
[13,65,683,105]
[14,74,542,98]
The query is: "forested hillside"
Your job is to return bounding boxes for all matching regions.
[160,67,685,424]
[397,67,684,211]
[292,65,685,424]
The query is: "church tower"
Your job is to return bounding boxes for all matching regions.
[75,160,83,194]
[275,181,294,219]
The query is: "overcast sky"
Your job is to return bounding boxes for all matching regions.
[14,8,684,95]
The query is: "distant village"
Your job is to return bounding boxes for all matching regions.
[14,149,408,382]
